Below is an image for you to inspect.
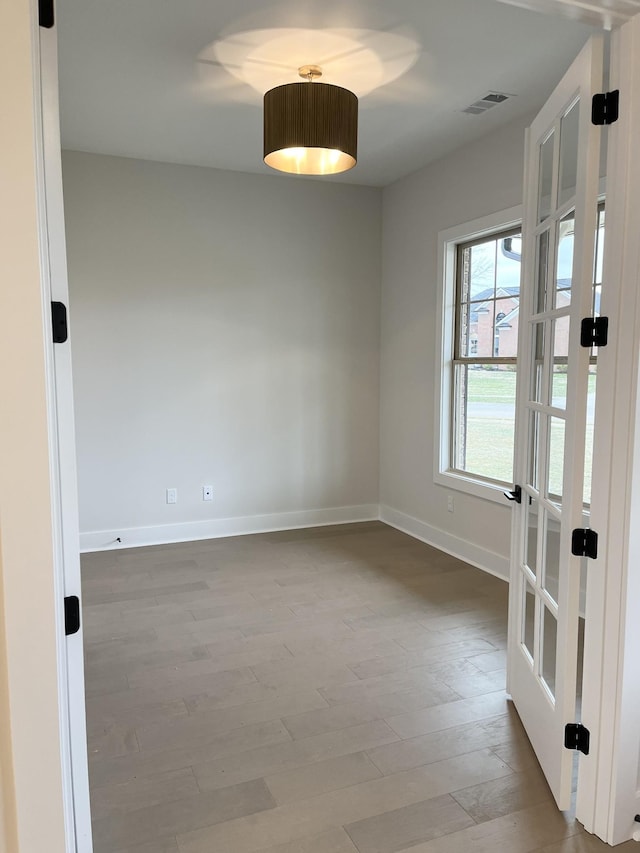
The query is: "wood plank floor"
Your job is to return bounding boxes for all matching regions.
[81,521,634,853]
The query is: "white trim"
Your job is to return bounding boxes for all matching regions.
[577,17,640,846]
[434,205,523,506]
[380,504,510,581]
[33,12,86,853]
[1,2,71,849]
[38,21,93,852]
[80,504,380,552]
[434,470,514,505]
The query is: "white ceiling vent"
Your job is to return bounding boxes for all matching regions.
[462,92,514,115]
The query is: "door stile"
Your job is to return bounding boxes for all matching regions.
[553,34,604,764]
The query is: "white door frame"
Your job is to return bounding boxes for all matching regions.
[6,1,640,850]
[576,14,640,845]
[0,0,84,850]
[39,13,93,853]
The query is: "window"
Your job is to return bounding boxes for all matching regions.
[435,203,603,505]
[435,206,522,504]
[452,227,522,486]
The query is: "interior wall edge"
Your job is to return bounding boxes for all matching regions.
[79,503,380,553]
[379,504,510,582]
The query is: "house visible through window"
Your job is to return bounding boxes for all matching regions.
[452,227,522,486]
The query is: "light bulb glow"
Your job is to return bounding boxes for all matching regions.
[265,146,355,175]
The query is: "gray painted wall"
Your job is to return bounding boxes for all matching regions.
[63,152,382,541]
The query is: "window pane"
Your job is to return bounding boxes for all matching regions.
[468,241,496,300]
[459,300,473,357]
[462,301,494,358]
[558,99,580,208]
[453,363,469,471]
[493,297,519,358]
[538,130,555,223]
[453,228,522,487]
[556,213,575,306]
[464,297,520,359]
[496,235,522,295]
[454,365,516,482]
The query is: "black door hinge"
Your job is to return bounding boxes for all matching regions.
[571,528,598,559]
[503,485,522,504]
[39,0,54,28]
[64,596,80,636]
[581,316,608,348]
[564,723,590,755]
[592,90,619,126]
[51,301,68,343]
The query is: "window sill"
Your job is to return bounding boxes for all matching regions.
[434,468,513,506]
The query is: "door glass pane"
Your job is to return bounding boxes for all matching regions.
[548,416,565,504]
[538,131,555,223]
[525,498,539,577]
[543,511,560,605]
[551,319,570,409]
[536,229,550,314]
[594,208,605,293]
[542,605,558,698]
[584,366,597,505]
[556,213,575,306]
[530,322,545,403]
[591,207,605,356]
[558,99,580,208]
[523,580,536,660]
[528,411,541,490]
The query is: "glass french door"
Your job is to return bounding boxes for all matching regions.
[507,35,603,810]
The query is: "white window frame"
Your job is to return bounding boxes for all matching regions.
[434,205,523,505]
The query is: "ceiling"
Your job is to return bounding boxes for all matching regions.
[56,0,629,187]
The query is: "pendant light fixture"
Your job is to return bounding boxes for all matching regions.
[263,66,358,176]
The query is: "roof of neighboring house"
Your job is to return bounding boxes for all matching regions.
[470,286,521,304]
[471,278,601,329]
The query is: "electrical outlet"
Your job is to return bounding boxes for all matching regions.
[166,488,177,504]
[447,494,454,513]
[203,485,213,501]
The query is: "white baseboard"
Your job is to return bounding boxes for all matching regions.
[80,504,380,552]
[81,503,511,584]
[380,504,509,582]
